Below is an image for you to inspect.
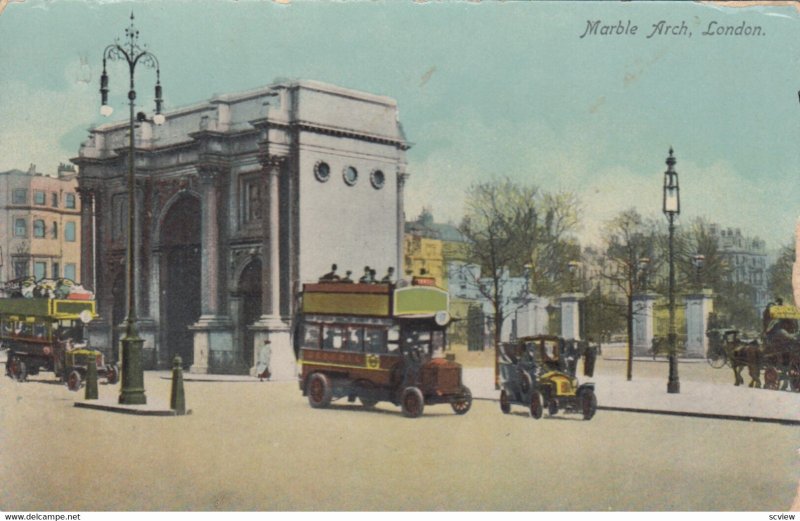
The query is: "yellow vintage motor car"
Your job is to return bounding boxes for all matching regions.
[499,335,597,420]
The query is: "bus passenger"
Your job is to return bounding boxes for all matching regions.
[380,267,395,283]
[340,270,353,283]
[358,266,373,283]
[319,264,340,282]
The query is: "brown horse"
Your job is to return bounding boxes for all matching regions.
[730,341,761,387]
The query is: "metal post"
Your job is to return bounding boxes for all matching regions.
[667,214,680,393]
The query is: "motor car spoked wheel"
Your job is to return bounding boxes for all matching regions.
[764,367,779,390]
[547,398,559,416]
[307,373,333,408]
[580,388,597,420]
[66,370,82,392]
[105,364,120,385]
[529,391,543,420]
[789,359,800,392]
[401,386,425,418]
[451,388,472,415]
[500,390,511,414]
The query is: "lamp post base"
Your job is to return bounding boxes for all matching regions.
[119,335,147,405]
[667,355,680,394]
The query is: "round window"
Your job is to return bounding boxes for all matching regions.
[370,169,385,190]
[314,161,331,183]
[343,166,358,186]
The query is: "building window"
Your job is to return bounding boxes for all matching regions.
[343,166,358,186]
[314,161,331,183]
[240,175,262,226]
[65,221,76,242]
[34,262,46,280]
[14,218,27,237]
[12,189,27,205]
[65,193,76,209]
[13,260,28,278]
[33,219,45,238]
[52,262,60,278]
[51,193,59,207]
[64,264,76,282]
[34,191,46,205]
[52,222,58,239]
[370,169,385,190]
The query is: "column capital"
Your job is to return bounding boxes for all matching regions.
[76,186,96,205]
[196,163,227,187]
[259,153,286,172]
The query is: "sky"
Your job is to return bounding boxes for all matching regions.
[0,0,798,251]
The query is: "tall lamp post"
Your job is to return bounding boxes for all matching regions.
[99,13,165,405]
[662,148,680,394]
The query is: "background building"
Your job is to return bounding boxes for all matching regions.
[74,80,409,376]
[0,164,81,286]
[709,224,768,312]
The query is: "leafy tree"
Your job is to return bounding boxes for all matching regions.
[768,242,795,304]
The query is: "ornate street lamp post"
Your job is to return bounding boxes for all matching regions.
[99,13,165,405]
[662,148,680,394]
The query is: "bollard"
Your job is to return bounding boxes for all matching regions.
[84,359,99,400]
[170,355,186,415]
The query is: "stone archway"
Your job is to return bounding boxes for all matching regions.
[237,258,262,371]
[159,195,201,368]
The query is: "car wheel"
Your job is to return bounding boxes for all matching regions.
[451,388,472,415]
[581,389,597,420]
[401,386,425,418]
[529,391,543,420]
[520,371,533,394]
[306,373,333,408]
[500,389,511,414]
[105,364,120,385]
[547,398,559,416]
[67,370,82,392]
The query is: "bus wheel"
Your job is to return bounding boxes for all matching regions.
[66,370,83,392]
[307,373,332,408]
[401,386,425,418]
[451,388,472,415]
[105,364,120,385]
[9,357,27,382]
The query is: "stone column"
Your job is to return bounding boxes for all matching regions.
[190,165,233,374]
[76,187,95,291]
[632,293,657,356]
[397,170,409,278]
[560,293,583,341]
[250,154,296,380]
[685,289,713,357]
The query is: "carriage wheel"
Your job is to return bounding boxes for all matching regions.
[788,360,800,392]
[707,350,727,369]
[529,391,543,420]
[401,386,425,418]
[500,390,511,414]
[66,370,82,392]
[306,373,332,408]
[764,367,779,390]
[451,388,472,415]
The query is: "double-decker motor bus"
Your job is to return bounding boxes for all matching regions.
[295,276,472,418]
[1,280,118,391]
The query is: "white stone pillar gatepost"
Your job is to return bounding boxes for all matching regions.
[560,293,583,341]
[632,293,657,356]
[684,289,714,358]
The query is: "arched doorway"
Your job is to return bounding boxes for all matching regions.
[160,195,201,368]
[238,258,262,370]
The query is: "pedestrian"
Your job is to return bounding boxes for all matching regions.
[256,339,272,381]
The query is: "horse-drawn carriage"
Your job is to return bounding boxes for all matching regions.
[706,304,800,391]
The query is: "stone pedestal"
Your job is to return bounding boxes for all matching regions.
[684,289,713,358]
[560,293,583,341]
[515,296,550,338]
[189,315,233,374]
[632,293,657,356]
[249,315,297,381]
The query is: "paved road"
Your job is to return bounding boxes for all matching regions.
[1,360,798,511]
